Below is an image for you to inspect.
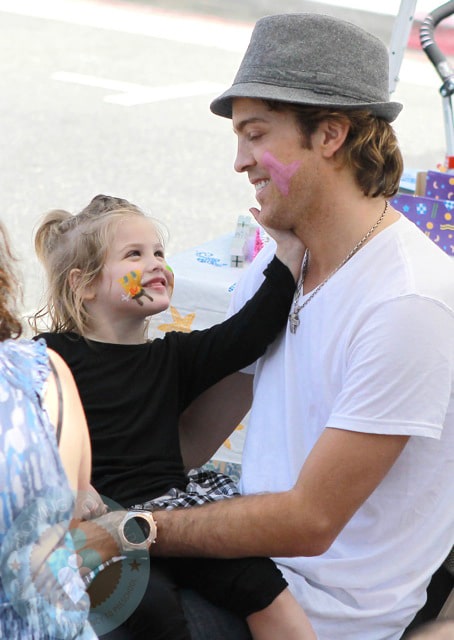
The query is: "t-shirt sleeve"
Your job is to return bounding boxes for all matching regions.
[227,242,276,317]
[328,295,454,439]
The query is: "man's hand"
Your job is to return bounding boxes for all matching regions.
[70,510,126,575]
[74,485,108,521]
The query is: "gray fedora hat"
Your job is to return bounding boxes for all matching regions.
[210,13,402,122]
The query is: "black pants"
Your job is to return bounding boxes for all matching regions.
[100,555,287,640]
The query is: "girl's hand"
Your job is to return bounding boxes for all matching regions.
[249,207,305,282]
[75,485,108,521]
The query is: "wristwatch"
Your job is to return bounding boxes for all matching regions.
[118,510,157,551]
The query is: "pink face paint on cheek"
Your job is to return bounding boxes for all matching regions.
[262,151,301,196]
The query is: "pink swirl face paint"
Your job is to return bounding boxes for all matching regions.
[262,151,301,196]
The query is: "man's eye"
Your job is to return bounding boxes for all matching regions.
[248,132,262,142]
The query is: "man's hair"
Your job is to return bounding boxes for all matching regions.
[0,221,23,340]
[31,195,166,336]
[265,101,403,198]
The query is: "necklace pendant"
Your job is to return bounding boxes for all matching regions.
[289,312,300,334]
[286,202,388,337]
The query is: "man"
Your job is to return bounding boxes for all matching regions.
[81,13,453,640]
[152,13,454,640]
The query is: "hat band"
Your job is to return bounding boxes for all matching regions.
[235,67,388,104]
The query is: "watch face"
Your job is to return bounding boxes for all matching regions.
[123,515,151,545]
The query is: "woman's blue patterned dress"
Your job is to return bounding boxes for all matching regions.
[0,338,95,639]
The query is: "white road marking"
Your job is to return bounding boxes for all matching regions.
[52,71,226,105]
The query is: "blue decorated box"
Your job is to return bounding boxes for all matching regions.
[424,170,454,201]
[391,193,454,256]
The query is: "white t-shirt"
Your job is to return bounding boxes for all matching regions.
[229,216,454,640]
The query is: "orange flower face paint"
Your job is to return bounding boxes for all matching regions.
[262,151,301,196]
[118,270,153,306]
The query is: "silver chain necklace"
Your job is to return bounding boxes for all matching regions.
[288,201,388,334]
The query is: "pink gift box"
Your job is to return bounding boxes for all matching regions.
[391,193,454,255]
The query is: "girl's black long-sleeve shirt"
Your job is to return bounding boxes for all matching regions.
[36,256,295,507]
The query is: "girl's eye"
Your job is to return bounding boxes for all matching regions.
[155,250,165,258]
[126,250,141,258]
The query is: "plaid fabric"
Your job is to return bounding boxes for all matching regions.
[131,468,240,511]
[82,470,239,587]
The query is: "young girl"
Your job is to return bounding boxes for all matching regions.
[33,194,316,640]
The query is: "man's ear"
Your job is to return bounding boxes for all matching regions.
[69,268,96,301]
[316,118,350,158]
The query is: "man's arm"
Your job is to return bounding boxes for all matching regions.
[154,427,409,558]
[179,372,253,470]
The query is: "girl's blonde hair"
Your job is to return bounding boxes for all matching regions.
[31,195,166,335]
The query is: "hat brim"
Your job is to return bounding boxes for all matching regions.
[210,82,403,123]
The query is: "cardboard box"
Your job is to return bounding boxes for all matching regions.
[391,193,454,256]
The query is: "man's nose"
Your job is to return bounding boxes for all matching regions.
[234,141,255,173]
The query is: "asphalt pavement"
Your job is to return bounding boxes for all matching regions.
[122,0,454,53]
[0,0,451,316]
[121,0,396,44]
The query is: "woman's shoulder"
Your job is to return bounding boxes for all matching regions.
[1,336,46,359]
